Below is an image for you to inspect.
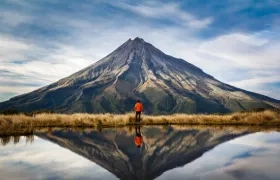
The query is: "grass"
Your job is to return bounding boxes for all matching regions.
[0,110,279,136]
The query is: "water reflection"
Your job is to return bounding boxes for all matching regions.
[134,126,143,148]
[0,135,34,146]
[157,131,280,180]
[36,126,252,180]
[0,126,280,180]
[0,134,117,180]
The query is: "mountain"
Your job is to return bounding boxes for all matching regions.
[0,37,279,114]
[37,126,250,180]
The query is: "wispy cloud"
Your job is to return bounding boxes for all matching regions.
[115,2,213,29]
[0,10,33,27]
[198,33,280,69]
[0,35,32,61]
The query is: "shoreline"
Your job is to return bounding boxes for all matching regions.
[0,110,279,136]
[1,124,280,137]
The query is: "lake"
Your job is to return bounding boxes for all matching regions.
[0,126,280,180]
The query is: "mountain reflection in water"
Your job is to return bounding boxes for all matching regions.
[1,126,280,180]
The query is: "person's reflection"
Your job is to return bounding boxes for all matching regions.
[134,126,143,148]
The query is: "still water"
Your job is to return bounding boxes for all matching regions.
[0,126,280,180]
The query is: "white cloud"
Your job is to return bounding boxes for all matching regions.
[197,33,280,69]
[230,76,280,88]
[115,2,213,29]
[0,10,33,27]
[228,74,280,99]
[0,35,32,62]
[0,85,39,95]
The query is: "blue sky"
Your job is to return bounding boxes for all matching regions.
[0,0,280,101]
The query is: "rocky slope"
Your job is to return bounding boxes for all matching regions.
[0,37,279,114]
[37,126,250,180]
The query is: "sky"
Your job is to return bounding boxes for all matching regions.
[0,0,280,102]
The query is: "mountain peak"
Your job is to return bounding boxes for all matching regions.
[133,37,145,44]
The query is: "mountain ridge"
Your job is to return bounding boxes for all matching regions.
[1,37,279,114]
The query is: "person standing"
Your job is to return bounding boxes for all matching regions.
[134,100,143,122]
